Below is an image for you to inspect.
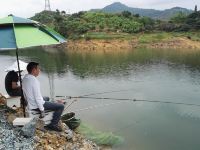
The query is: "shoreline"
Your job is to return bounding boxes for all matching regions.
[0,96,110,150]
[65,36,200,52]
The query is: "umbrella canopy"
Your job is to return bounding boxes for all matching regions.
[0,14,66,50]
[5,60,28,72]
[0,15,66,117]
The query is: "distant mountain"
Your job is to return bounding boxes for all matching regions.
[90,2,193,20]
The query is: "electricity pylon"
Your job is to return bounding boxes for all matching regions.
[45,0,51,11]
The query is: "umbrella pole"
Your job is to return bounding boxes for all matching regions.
[16,48,26,117]
[12,22,26,117]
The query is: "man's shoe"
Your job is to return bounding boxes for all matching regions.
[46,125,62,132]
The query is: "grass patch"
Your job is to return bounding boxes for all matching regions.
[83,32,133,40]
[138,32,172,44]
[69,31,200,42]
[172,31,200,41]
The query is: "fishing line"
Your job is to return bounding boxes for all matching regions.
[73,101,126,112]
[57,95,200,107]
[56,88,136,99]
[81,88,136,97]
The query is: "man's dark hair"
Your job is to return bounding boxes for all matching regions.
[27,62,39,73]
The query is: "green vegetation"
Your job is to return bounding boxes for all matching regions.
[138,32,173,43]
[170,12,187,24]
[172,32,200,41]
[137,31,200,44]
[31,9,200,40]
[78,123,124,146]
[31,11,150,38]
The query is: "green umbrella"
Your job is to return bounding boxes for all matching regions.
[0,14,66,116]
[0,14,66,49]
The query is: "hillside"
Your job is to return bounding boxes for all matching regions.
[31,10,149,38]
[90,2,193,20]
[31,9,200,38]
[30,10,200,50]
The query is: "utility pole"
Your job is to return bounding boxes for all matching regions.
[45,0,51,11]
[195,5,197,12]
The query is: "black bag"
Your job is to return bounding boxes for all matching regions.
[61,112,81,130]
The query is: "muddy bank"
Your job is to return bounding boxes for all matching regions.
[66,37,200,52]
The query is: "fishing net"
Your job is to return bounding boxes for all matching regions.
[77,123,124,146]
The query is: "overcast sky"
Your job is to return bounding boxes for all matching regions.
[0,0,199,18]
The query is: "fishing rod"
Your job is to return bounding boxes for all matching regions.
[63,99,77,112]
[56,88,136,99]
[57,89,132,112]
[81,88,135,97]
[56,95,200,107]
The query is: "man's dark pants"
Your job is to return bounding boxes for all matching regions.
[43,101,64,126]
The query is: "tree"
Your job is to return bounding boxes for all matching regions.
[158,23,177,32]
[185,11,200,29]
[122,11,132,18]
[76,24,89,34]
[134,14,140,18]
[56,9,60,14]
[72,11,86,18]
[61,11,66,16]
[121,20,142,33]
[170,12,187,24]
[139,17,155,27]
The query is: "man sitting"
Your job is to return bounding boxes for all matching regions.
[5,70,21,96]
[22,62,64,132]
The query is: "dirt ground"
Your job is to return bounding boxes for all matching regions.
[65,37,200,52]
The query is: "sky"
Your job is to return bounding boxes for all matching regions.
[0,0,199,18]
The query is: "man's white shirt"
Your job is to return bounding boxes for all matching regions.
[22,74,45,111]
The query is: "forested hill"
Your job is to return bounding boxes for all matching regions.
[31,10,200,38]
[90,2,193,20]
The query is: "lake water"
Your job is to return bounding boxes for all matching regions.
[0,48,200,150]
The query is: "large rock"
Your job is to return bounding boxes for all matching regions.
[65,129,73,140]
[35,119,45,131]
[21,118,38,138]
[7,114,17,124]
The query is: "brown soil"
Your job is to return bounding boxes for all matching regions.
[148,37,200,50]
[65,37,200,52]
[66,39,137,52]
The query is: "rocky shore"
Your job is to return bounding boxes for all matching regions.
[0,95,108,150]
[0,107,34,150]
